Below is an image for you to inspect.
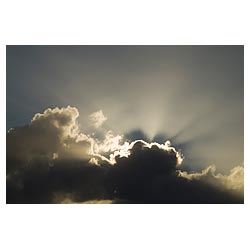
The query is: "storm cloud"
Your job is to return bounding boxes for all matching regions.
[6,106,244,204]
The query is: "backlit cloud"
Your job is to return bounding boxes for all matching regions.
[179,164,244,193]
[7,106,93,164]
[6,106,244,204]
[88,110,107,128]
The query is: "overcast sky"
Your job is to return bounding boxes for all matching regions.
[6,45,244,172]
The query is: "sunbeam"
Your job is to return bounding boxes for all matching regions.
[6,45,244,204]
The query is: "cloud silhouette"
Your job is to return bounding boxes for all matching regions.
[109,140,243,203]
[6,106,244,204]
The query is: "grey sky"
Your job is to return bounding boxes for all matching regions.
[6,45,244,172]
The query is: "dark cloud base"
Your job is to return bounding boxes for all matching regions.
[7,141,243,204]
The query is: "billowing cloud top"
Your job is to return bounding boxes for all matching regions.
[7,106,92,164]
[6,106,244,204]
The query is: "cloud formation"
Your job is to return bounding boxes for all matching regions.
[6,106,244,204]
[7,106,93,164]
[179,164,244,194]
[88,110,107,128]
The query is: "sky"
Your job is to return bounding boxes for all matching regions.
[6,45,244,204]
[7,45,244,172]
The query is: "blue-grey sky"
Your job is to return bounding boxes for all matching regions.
[6,45,244,172]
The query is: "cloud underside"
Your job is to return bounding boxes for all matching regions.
[6,106,244,204]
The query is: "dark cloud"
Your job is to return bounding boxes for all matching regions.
[110,141,243,204]
[6,107,244,204]
[7,159,111,204]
